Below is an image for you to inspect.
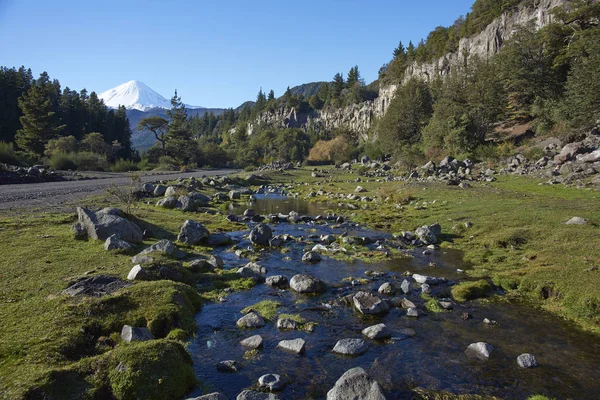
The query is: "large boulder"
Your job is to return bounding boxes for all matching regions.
[75,207,143,243]
[249,223,273,246]
[554,142,583,164]
[326,367,386,400]
[156,196,178,209]
[289,274,327,293]
[178,220,210,244]
[415,223,441,245]
[353,291,389,315]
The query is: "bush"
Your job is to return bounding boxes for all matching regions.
[72,151,108,171]
[307,135,352,164]
[110,158,139,172]
[137,158,155,171]
[48,151,77,170]
[158,155,178,171]
[451,279,493,302]
[0,141,20,166]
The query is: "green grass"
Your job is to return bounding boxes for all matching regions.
[241,300,281,320]
[451,280,493,302]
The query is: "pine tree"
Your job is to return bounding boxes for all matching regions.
[15,84,65,156]
[138,116,169,149]
[332,73,345,99]
[267,90,275,102]
[255,88,267,111]
[393,41,406,59]
[165,90,197,165]
[346,66,360,88]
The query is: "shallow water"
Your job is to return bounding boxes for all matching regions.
[187,198,600,399]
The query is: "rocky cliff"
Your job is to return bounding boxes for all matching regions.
[404,0,569,82]
[247,0,570,141]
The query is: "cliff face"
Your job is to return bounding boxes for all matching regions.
[247,0,569,141]
[404,0,568,82]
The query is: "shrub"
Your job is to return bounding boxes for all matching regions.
[137,158,154,171]
[111,158,139,172]
[158,155,178,171]
[73,151,109,171]
[307,135,352,164]
[0,141,20,166]
[48,151,77,170]
[451,279,493,302]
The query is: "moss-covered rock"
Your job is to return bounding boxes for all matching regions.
[451,280,493,302]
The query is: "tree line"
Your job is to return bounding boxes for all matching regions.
[0,67,134,169]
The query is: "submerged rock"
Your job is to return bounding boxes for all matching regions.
[258,374,286,391]
[265,275,288,287]
[236,312,265,328]
[517,353,538,368]
[277,338,306,354]
[332,338,369,356]
[465,342,493,360]
[362,323,392,340]
[326,367,386,400]
[216,360,242,373]
[236,390,280,400]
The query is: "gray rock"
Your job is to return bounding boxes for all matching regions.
[139,239,185,259]
[258,374,286,391]
[565,217,587,225]
[517,353,537,368]
[164,186,180,197]
[236,312,265,328]
[236,390,280,400]
[415,223,441,245]
[121,325,154,342]
[216,360,241,373]
[63,275,130,297]
[190,192,211,206]
[332,338,369,356]
[400,298,416,309]
[159,266,182,282]
[355,185,367,193]
[130,255,154,264]
[72,222,88,240]
[208,255,224,269]
[76,207,143,243]
[554,142,583,164]
[439,301,453,310]
[265,275,288,287]
[240,335,263,349]
[156,196,178,209]
[400,279,411,294]
[188,393,228,400]
[178,195,198,212]
[249,223,273,246]
[421,283,431,294]
[290,274,327,293]
[142,183,155,193]
[229,190,241,200]
[465,342,493,360]
[378,282,395,295]
[362,323,392,340]
[406,307,419,318]
[207,232,232,246]
[104,234,132,251]
[326,367,385,400]
[353,291,389,315]
[302,251,322,263]
[178,220,210,244]
[127,265,148,281]
[412,274,443,285]
[277,338,306,354]
[188,258,214,272]
[243,209,256,217]
[153,185,167,196]
[276,318,297,330]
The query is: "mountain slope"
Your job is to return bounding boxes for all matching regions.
[99,80,203,111]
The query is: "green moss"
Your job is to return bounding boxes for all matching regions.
[165,328,189,341]
[527,396,555,400]
[241,300,281,320]
[452,280,493,302]
[413,387,502,399]
[423,296,446,313]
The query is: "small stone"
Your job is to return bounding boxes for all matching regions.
[517,353,538,368]
[406,307,419,318]
[421,283,431,294]
[290,274,327,293]
[378,282,395,295]
[353,291,389,315]
[361,323,392,340]
[240,335,263,349]
[236,312,265,328]
[277,338,306,354]
[400,298,416,309]
[277,318,297,330]
[258,374,286,391]
[439,301,453,310]
[216,360,241,373]
[127,265,148,281]
[302,251,322,263]
[121,325,154,342]
[190,393,228,400]
[400,279,411,294]
[104,234,132,251]
[565,217,587,225]
[265,275,288,287]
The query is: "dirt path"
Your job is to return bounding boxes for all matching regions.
[0,169,239,210]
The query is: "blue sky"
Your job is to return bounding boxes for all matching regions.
[0,0,474,108]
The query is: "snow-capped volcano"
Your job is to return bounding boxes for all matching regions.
[99,80,201,111]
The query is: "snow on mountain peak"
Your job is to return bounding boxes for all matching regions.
[99,80,202,111]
